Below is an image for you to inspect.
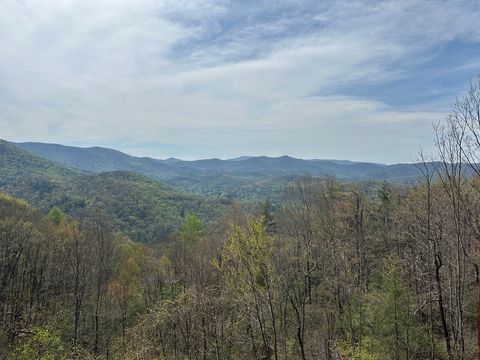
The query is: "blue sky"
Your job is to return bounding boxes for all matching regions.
[1,0,479,163]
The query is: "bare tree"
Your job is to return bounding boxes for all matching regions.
[434,72,480,359]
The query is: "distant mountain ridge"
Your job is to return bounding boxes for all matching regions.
[17,141,423,181]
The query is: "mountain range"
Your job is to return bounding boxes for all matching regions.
[17,141,429,186]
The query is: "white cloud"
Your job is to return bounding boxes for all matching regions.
[0,0,479,162]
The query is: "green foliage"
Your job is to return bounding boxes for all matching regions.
[216,217,274,296]
[359,258,431,359]
[48,206,65,225]
[259,199,276,232]
[377,181,391,204]
[337,341,378,360]
[10,327,68,360]
[178,214,204,246]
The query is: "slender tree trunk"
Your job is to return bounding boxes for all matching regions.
[94,284,101,353]
[435,255,453,359]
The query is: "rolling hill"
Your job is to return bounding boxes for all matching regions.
[0,140,222,242]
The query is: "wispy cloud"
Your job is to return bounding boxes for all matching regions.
[0,0,479,162]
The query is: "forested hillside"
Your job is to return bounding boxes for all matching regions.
[1,168,480,359]
[0,140,222,242]
[0,140,82,204]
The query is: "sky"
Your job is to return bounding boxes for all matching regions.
[1,0,480,163]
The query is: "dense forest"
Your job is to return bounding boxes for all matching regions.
[0,140,223,243]
[2,77,480,360]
